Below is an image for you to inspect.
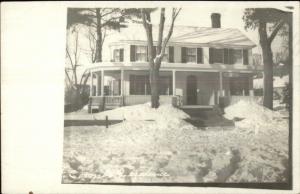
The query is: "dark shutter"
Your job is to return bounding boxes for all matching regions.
[169,46,174,63]
[224,48,229,64]
[209,48,214,64]
[229,49,234,64]
[181,47,187,63]
[119,49,124,62]
[130,45,136,62]
[197,48,203,64]
[243,49,249,65]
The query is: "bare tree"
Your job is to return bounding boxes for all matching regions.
[141,8,181,108]
[65,27,91,108]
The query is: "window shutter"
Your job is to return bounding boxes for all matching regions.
[119,49,124,62]
[169,46,174,63]
[243,49,249,65]
[130,45,136,62]
[197,48,203,64]
[229,49,234,64]
[209,48,214,64]
[181,47,187,63]
[224,48,229,64]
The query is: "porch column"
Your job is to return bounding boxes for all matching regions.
[219,72,223,97]
[95,73,99,96]
[249,75,254,96]
[90,71,93,96]
[120,69,124,96]
[172,70,176,96]
[101,70,104,97]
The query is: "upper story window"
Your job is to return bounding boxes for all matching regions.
[153,46,169,62]
[212,48,224,63]
[112,49,124,62]
[130,45,174,63]
[113,49,124,62]
[181,47,203,64]
[186,48,197,63]
[136,46,147,61]
[209,48,248,65]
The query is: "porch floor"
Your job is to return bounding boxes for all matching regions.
[180,105,214,109]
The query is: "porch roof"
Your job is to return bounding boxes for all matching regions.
[84,62,263,73]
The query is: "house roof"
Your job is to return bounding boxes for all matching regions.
[110,24,256,48]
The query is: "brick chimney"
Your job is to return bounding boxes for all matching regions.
[211,13,221,28]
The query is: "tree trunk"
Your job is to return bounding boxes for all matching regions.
[261,41,274,110]
[95,8,102,62]
[150,64,160,108]
[259,21,273,110]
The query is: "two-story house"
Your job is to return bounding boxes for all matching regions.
[86,13,263,111]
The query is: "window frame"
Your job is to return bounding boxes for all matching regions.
[135,46,148,62]
[186,47,197,63]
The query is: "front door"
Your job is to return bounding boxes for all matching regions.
[187,75,197,105]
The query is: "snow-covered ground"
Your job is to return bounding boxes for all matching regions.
[62,101,289,183]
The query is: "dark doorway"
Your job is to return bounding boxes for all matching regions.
[187,75,197,105]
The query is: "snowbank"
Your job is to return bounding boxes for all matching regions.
[93,102,190,121]
[63,100,289,183]
[224,100,285,134]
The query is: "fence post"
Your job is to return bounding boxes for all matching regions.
[105,115,108,128]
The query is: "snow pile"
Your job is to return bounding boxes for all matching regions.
[63,101,289,183]
[93,102,190,121]
[224,100,283,134]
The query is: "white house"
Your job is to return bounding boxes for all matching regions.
[86,13,263,111]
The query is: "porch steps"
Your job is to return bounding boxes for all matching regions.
[181,107,234,128]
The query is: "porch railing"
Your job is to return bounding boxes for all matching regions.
[123,95,174,106]
[89,96,123,112]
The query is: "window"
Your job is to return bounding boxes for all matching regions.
[129,75,150,95]
[210,48,245,65]
[112,49,124,62]
[232,49,243,64]
[212,48,224,63]
[129,75,172,95]
[186,48,197,63]
[153,46,169,62]
[136,46,147,61]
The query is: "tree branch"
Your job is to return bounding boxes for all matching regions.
[268,20,285,43]
[141,9,154,64]
[157,8,165,55]
[157,8,181,65]
[66,47,74,68]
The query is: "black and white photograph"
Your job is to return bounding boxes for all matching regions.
[63,5,292,186]
[1,1,300,194]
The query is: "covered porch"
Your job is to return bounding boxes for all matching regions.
[87,68,257,112]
